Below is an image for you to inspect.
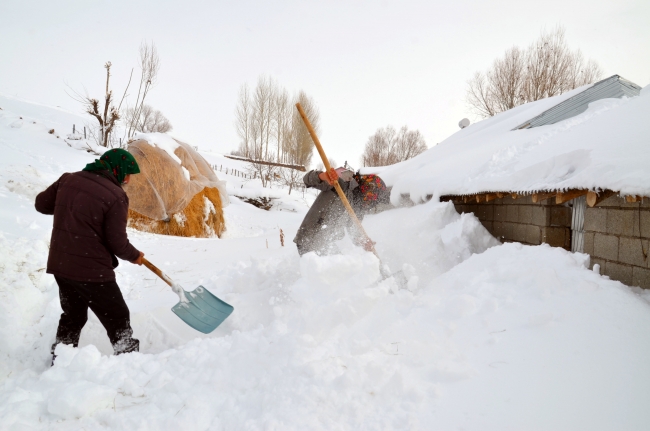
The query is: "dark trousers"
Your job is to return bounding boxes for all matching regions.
[53,276,139,355]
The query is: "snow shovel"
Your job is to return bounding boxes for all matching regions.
[296,103,402,284]
[142,258,234,334]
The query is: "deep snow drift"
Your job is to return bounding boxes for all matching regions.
[1,95,650,430]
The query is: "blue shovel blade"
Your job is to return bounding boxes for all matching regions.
[171,285,234,334]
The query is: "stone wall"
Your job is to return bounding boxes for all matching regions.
[583,195,650,288]
[451,193,650,289]
[453,194,572,249]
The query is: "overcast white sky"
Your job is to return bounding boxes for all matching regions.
[2,0,649,167]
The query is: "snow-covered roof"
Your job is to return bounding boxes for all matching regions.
[370,81,650,204]
[513,75,642,130]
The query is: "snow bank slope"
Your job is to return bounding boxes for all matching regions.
[3,230,650,430]
[376,83,650,202]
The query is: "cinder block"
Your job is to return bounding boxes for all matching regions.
[605,261,633,286]
[618,237,650,268]
[593,233,619,261]
[477,204,494,221]
[531,206,549,226]
[632,266,650,289]
[513,195,528,205]
[542,226,567,248]
[503,222,515,240]
[481,220,494,233]
[606,209,635,236]
[591,257,606,273]
[583,232,595,255]
[506,205,519,223]
[617,198,650,209]
[595,195,650,209]
[518,206,532,223]
[513,223,527,242]
[550,206,571,227]
[526,225,541,245]
[597,195,625,208]
[493,221,506,240]
[584,208,607,233]
[494,205,507,222]
[631,209,650,238]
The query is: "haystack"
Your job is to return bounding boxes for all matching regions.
[124,134,229,238]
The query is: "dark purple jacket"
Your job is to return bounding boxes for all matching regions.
[35,170,140,282]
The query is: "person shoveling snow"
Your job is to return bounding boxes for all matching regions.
[293,167,389,256]
[35,148,145,363]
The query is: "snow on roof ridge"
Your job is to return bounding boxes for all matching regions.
[511,74,642,130]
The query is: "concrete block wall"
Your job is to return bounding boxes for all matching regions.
[453,194,572,250]
[452,193,650,289]
[583,195,650,288]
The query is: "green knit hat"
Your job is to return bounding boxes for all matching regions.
[83,148,140,184]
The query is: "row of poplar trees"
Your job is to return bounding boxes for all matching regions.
[234,76,319,190]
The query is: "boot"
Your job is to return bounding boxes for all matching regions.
[114,338,139,355]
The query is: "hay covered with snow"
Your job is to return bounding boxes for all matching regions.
[124,133,228,238]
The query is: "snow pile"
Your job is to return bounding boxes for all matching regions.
[2,94,650,430]
[134,131,183,165]
[373,83,650,203]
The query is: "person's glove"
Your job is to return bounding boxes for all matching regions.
[361,238,376,252]
[318,168,339,185]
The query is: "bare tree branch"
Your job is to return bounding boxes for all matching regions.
[361,125,427,167]
[465,25,603,118]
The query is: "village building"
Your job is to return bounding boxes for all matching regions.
[378,75,650,289]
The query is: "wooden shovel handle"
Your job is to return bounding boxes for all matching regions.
[142,257,174,287]
[295,103,381,260]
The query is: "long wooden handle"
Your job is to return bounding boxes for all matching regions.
[295,103,381,261]
[142,257,174,287]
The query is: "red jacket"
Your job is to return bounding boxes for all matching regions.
[35,170,140,282]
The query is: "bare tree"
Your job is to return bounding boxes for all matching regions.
[75,62,120,148]
[278,91,320,193]
[273,88,291,163]
[235,83,253,157]
[466,26,603,118]
[126,104,172,133]
[288,90,319,169]
[126,42,160,137]
[234,76,319,189]
[361,126,427,167]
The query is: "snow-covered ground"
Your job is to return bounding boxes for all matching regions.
[2,94,650,430]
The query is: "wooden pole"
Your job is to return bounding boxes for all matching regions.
[295,103,387,276]
[556,189,588,204]
[586,190,616,207]
[532,191,558,203]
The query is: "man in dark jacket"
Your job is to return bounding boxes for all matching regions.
[294,167,388,255]
[35,148,144,362]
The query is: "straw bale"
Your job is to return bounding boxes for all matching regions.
[128,187,225,238]
[124,138,228,221]
[124,136,228,238]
